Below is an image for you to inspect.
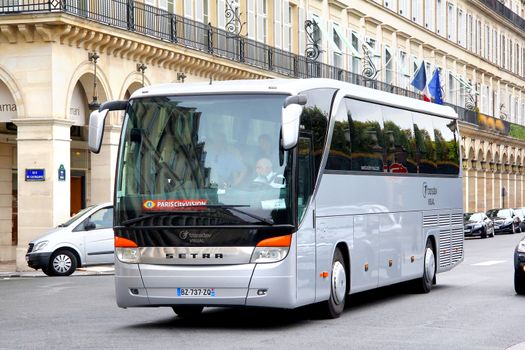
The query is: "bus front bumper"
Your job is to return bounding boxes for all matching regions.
[115,259,297,309]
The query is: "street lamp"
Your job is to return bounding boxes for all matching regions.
[136,63,147,86]
[88,52,100,111]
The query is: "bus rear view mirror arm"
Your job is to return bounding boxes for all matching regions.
[281,95,306,150]
[88,100,128,154]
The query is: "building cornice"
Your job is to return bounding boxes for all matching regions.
[0,13,271,81]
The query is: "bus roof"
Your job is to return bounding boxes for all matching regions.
[131,78,458,120]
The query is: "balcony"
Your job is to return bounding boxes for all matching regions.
[1,0,525,142]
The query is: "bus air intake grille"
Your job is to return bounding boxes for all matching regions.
[439,229,452,268]
[451,228,464,264]
[423,215,439,227]
[439,213,451,226]
[451,213,463,226]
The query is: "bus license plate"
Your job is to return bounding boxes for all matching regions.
[177,288,216,297]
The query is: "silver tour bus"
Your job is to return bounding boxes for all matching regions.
[89,78,463,319]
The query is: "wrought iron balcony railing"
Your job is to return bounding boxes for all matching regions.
[1,0,525,141]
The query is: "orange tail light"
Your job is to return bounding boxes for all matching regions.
[114,236,138,248]
[256,234,292,247]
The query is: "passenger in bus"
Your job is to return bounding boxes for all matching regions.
[253,157,285,188]
[256,134,273,160]
[205,133,247,188]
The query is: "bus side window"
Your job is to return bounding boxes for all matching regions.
[413,112,437,174]
[297,134,314,222]
[345,99,384,172]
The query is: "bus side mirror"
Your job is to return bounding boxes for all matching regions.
[88,109,109,154]
[281,95,306,150]
[88,99,128,154]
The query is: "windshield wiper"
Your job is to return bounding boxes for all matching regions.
[205,204,274,225]
[120,204,274,226]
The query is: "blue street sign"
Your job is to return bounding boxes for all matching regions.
[25,169,45,181]
[58,164,66,181]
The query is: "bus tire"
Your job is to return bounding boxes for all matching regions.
[315,248,347,319]
[515,270,525,295]
[172,305,204,319]
[413,240,436,293]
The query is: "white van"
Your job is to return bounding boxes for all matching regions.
[25,202,114,276]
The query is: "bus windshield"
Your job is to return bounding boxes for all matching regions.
[115,94,293,226]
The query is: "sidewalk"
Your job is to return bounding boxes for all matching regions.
[0,260,114,278]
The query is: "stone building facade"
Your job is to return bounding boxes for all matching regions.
[1,0,525,270]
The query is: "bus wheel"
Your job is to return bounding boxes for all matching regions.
[413,240,436,293]
[315,248,347,319]
[172,306,204,319]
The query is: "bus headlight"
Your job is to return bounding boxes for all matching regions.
[250,234,292,264]
[251,247,289,263]
[116,247,140,263]
[114,236,140,263]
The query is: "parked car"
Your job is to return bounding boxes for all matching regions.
[514,207,525,232]
[26,202,114,276]
[486,208,520,234]
[464,212,495,238]
[515,236,525,295]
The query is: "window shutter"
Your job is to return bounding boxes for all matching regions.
[299,7,305,56]
[195,0,203,22]
[274,0,282,48]
[247,0,255,39]
[283,0,291,51]
[184,0,192,18]
[257,0,265,42]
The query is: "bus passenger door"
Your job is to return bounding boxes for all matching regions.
[296,134,316,306]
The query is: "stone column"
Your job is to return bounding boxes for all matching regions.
[13,119,73,271]
[476,166,485,212]
[90,123,121,204]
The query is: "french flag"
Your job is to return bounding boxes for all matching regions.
[411,61,431,102]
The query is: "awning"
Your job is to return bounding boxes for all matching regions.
[452,73,479,95]
[332,25,362,58]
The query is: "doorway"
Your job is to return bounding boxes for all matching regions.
[70,170,86,216]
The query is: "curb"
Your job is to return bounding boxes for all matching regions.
[0,267,114,278]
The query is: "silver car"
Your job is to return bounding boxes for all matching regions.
[25,202,114,276]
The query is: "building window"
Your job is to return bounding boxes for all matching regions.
[424,0,434,29]
[493,29,498,64]
[384,45,394,84]
[398,50,409,88]
[484,25,490,59]
[447,70,456,104]
[436,0,445,36]
[399,0,407,16]
[458,9,466,47]
[447,3,456,42]
[332,23,343,68]
[476,19,482,56]
[501,34,506,69]
[351,31,361,76]
[411,0,421,24]
[283,1,292,52]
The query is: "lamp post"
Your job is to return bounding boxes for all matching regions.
[136,63,147,86]
[88,52,100,111]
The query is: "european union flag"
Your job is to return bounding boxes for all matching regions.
[428,68,443,105]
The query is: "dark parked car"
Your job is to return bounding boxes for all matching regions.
[464,212,495,238]
[486,208,520,234]
[514,208,525,232]
[515,236,525,295]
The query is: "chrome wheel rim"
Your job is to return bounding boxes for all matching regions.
[53,254,72,274]
[424,247,435,285]
[332,261,346,305]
